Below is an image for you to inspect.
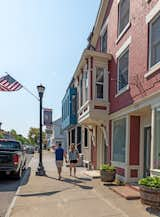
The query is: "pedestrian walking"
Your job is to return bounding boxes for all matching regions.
[54,143,67,180]
[69,144,79,177]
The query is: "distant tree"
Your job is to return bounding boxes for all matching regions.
[10,129,29,144]
[28,127,46,145]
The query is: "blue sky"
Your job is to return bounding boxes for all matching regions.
[0,0,100,137]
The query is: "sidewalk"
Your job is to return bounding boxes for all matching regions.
[8,151,160,217]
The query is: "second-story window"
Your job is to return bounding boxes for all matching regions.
[80,76,83,107]
[72,95,76,115]
[118,0,130,36]
[101,28,107,52]
[149,13,160,68]
[96,67,104,99]
[117,48,129,92]
[84,71,88,102]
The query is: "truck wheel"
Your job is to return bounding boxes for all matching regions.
[13,168,22,180]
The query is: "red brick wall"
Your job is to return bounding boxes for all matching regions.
[96,0,160,113]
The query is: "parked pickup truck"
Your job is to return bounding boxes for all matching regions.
[0,139,26,179]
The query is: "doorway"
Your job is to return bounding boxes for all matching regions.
[144,126,151,177]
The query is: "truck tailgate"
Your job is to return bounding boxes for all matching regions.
[0,151,14,167]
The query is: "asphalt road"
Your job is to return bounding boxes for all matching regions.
[0,154,33,217]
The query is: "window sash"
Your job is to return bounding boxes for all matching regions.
[117,49,129,91]
[113,118,126,163]
[96,68,104,99]
[149,13,160,68]
[118,0,130,35]
[101,29,107,52]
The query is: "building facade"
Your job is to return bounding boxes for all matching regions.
[62,0,160,182]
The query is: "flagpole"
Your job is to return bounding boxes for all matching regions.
[5,72,39,101]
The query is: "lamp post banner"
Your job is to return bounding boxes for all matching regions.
[43,108,52,126]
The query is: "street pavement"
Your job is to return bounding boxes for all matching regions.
[0,154,33,217]
[7,151,160,217]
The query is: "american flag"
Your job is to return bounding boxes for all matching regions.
[0,74,23,91]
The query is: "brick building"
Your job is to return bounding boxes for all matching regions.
[62,0,160,182]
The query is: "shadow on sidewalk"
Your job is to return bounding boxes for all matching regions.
[45,174,93,190]
[17,190,68,197]
[146,207,160,216]
[21,167,31,187]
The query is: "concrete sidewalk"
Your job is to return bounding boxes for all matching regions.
[8,151,159,217]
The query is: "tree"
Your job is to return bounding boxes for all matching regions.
[28,127,46,145]
[10,129,29,144]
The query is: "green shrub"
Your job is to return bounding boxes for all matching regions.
[101,164,116,172]
[138,176,160,189]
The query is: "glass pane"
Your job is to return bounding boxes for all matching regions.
[113,118,126,162]
[96,68,104,82]
[96,84,103,99]
[0,141,21,150]
[154,108,160,169]
[102,29,107,52]
[151,15,160,66]
[119,0,130,34]
[118,50,129,90]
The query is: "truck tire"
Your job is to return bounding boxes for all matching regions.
[13,167,22,180]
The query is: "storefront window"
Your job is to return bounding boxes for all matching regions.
[154,108,160,169]
[113,118,126,162]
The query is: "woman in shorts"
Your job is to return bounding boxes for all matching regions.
[69,144,79,177]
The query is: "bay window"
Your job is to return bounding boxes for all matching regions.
[96,67,104,99]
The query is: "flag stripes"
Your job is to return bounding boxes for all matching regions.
[0,74,23,91]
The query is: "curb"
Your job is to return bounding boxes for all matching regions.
[5,158,33,217]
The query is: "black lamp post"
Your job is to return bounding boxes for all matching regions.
[36,84,46,176]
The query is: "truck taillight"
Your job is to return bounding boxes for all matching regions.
[13,154,19,165]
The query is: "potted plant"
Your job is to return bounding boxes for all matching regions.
[138,176,160,209]
[100,164,116,182]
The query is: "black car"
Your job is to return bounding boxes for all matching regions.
[0,139,26,179]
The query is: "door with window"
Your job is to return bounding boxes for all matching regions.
[144,127,151,177]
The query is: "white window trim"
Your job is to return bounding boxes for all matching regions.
[95,67,106,100]
[146,1,160,24]
[100,18,108,36]
[117,48,129,94]
[144,13,160,78]
[116,36,131,58]
[116,22,131,44]
[112,116,127,163]
[115,84,130,97]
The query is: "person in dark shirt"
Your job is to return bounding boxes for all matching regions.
[54,143,67,180]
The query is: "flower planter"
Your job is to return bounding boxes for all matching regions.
[139,185,160,209]
[100,170,116,182]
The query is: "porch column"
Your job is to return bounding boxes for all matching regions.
[150,108,155,171]
[88,57,93,100]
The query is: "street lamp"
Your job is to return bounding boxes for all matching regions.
[36,84,46,176]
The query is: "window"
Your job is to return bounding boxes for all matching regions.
[154,108,160,169]
[96,67,104,99]
[149,13,160,68]
[72,95,76,115]
[117,48,129,91]
[84,71,88,102]
[118,0,130,36]
[113,118,126,162]
[101,28,107,52]
[84,128,88,147]
[71,129,75,143]
[80,76,83,107]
